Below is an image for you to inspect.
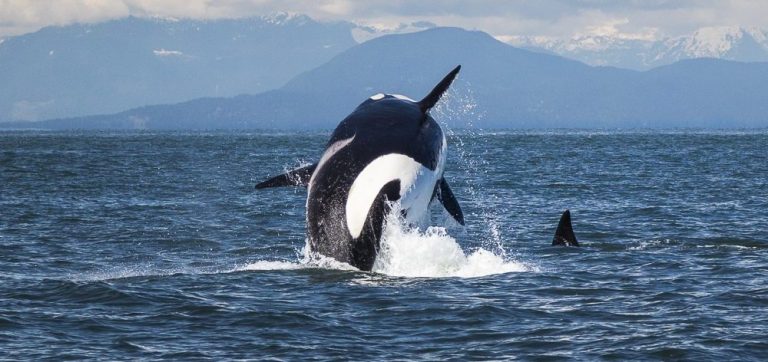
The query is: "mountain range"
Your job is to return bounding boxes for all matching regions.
[508,26,768,70]
[0,14,356,122]
[4,26,767,130]
[1,16,768,129]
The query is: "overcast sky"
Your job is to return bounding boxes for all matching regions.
[1,0,766,39]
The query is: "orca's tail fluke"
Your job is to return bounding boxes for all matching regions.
[552,209,579,247]
[418,65,461,114]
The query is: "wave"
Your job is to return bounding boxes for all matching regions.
[627,237,767,251]
[73,265,234,282]
[75,206,535,281]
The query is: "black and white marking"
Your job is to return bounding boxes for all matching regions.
[257,66,464,270]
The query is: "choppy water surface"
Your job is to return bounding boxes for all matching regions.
[1,130,767,360]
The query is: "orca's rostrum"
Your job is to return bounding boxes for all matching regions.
[256,65,465,271]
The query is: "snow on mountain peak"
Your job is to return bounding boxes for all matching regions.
[351,21,436,43]
[681,26,747,57]
[577,18,658,42]
[262,12,308,26]
[504,25,768,70]
[657,26,768,62]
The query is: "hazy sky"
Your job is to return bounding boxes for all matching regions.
[1,0,767,39]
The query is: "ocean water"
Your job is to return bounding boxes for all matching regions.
[1,130,767,360]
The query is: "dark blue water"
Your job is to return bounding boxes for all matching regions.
[1,130,767,360]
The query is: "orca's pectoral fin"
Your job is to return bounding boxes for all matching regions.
[255,163,317,189]
[437,178,465,225]
[552,209,579,247]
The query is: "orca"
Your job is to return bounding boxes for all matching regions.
[256,66,465,271]
[552,209,579,246]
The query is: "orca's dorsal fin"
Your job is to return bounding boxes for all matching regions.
[552,209,579,247]
[418,65,461,114]
[437,178,465,225]
[255,163,317,189]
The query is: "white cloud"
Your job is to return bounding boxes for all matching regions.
[0,0,130,36]
[152,48,184,57]
[0,0,766,39]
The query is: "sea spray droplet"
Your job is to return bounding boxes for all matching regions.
[432,83,507,256]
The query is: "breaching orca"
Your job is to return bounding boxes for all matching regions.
[256,66,465,270]
[552,209,579,246]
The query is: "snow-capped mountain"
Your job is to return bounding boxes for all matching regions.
[658,27,768,63]
[507,27,768,70]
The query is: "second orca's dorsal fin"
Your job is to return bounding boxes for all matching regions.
[552,209,579,247]
[418,65,461,114]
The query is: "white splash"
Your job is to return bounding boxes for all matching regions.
[371,207,534,278]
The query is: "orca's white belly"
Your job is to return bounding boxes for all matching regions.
[345,150,445,238]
